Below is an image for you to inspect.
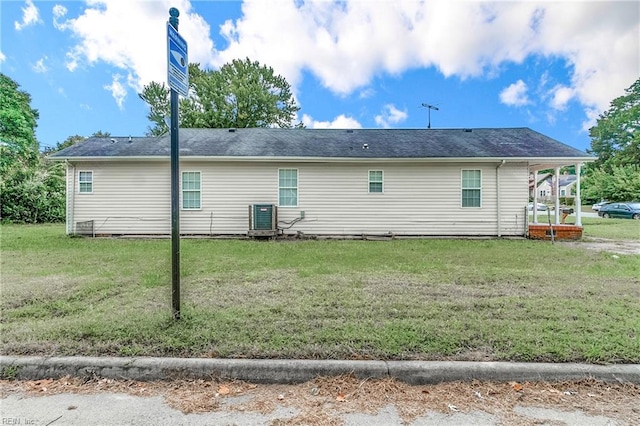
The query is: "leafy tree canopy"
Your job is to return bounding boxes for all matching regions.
[588,78,640,172]
[582,78,640,202]
[0,73,40,172]
[139,58,302,136]
[582,165,640,202]
[0,74,65,223]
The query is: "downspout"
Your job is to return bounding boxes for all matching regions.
[496,160,506,237]
[66,160,75,235]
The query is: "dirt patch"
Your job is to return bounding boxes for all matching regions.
[2,375,639,425]
[558,238,640,255]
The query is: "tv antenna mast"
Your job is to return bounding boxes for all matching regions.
[421,103,439,129]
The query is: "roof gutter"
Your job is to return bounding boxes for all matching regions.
[48,155,596,164]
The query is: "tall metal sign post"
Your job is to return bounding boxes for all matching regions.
[167,8,188,320]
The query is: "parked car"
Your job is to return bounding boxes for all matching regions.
[592,201,609,211]
[598,202,640,219]
[528,202,548,211]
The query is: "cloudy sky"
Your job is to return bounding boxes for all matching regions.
[1,0,638,152]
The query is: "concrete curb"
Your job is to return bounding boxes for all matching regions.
[1,356,639,385]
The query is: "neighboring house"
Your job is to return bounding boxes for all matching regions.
[537,174,578,200]
[49,127,593,238]
[528,172,551,199]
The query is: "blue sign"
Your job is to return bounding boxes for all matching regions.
[167,23,188,97]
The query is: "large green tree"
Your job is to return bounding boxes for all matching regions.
[581,78,640,203]
[588,78,640,171]
[1,73,40,173]
[139,58,302,136]
[0,74,66,223]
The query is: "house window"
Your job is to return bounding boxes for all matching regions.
[279,168,298,207]
[78,171,93,193]
[182,171,201,209]
[560,189,566,196]
[461,169,481,207]
[369,170,383,193]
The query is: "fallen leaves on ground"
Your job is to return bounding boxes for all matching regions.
[2,375,639,425]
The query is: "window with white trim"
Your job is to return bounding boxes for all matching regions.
[369,170,383,193]
[78,171,93,193]
[182,171,201,209]
[461,169,481,208]
[278,169,298,207]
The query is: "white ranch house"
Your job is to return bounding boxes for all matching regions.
[50,128,594,238]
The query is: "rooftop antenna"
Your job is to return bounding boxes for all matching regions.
[421,103,439,129]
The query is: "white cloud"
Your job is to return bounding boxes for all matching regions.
[302,113,362,129]
[52,0,638,125]
[52,5,68,30]
[56,0,215,102]
[32,56,48,73]
[14,0,41,31]
[549,85,575,111]
[0,51,5,63]
[500,80,530,107]
[218,1,637,128]
[359,88,376,99]
[374,104,408,128]
[104,74,127,109]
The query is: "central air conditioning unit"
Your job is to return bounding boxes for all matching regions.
[248,204,278,237]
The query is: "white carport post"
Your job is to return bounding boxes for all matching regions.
[575,163,582,226]
[532,170,538,224]
[554,166,561,225]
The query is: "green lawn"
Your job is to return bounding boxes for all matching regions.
[581,217,640,240]
[531,214,640,240]
[1,224,638,363]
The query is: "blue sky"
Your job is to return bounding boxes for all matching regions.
[1,1,638,152]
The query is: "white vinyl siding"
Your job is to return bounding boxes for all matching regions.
[78,171,93,193]
[461,169,481,207]
[278,168,298,207]
[369,170,383,193]
[65,161,529,237]
[182,171,201,210]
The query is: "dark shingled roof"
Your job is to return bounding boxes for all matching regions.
[49,128,593,160]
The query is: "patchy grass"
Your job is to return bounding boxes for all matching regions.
[1,224,639,363]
